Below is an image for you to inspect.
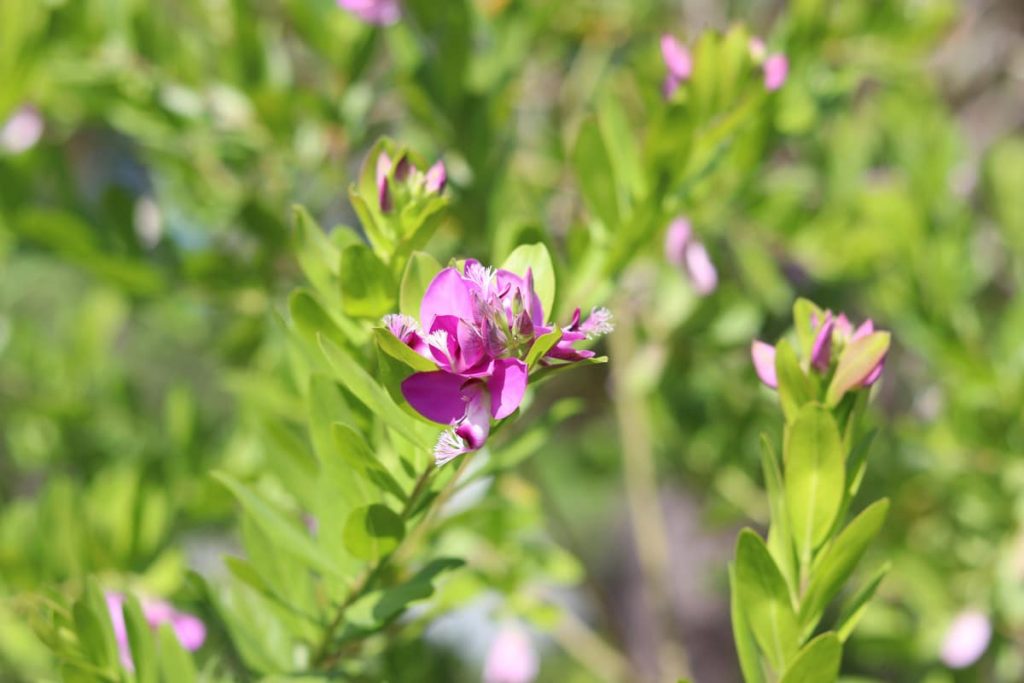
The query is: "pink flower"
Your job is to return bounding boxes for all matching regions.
[940,610,992,669]
[660,35,692,98]
[484,625,539,683]
[376,151,446,213]
[337,0,400,25]
[751,309,887,390]
[664,217,718,296]
[0,105,43,154]
[388,261,611,465]
[106,593,206,670]
[763,53,788,91]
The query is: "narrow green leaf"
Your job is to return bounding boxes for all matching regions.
[572,117,621,230]
[332,422,407,502]
[775,340,816,423]
[73,582,119,671]
[784,404,845,563]
[825,332,890,406]
[343,504,405,562]
[729,563,766,683]
[374,327,437,372]
[501,242,556,320]
[799,499,889,634]
[836,562,890,642]
[213,472,340,576]
[779,632,840,683]
[734,529,800,671]
[289,290,349,351]
[339,244,396,318]
[792,299,824,360]
[761,436,796,595]
[292,205,339,300]
[123,595,158,683]
[525,329,563,369]
[156,623,196,683]
[400,251,442,319]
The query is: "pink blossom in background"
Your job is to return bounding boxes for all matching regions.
[0,105,43,154]
[337,0,400,25]
[940,610,992,669]
[105,592,206,670]
[376,150,446,213]
[387,260,611,465]
[664,217,718,296]
[660,34,692,98]
[751,309,888,390]
[763,53,789,91]
[484,625,539,683]
[748,37,767,63]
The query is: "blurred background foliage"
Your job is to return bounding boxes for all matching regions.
[1,0,1022,680]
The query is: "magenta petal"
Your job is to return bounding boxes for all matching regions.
[105,593,129,648]
[420,268,475,330]
[851,318,875,341]
[425,160,446,193]
[456,318,486,371]
[455,382,491,450]
[488,358,528,420]
[376,152,392,212]
[664,217,692,267]
[660,35,692,80]
[401,372,469,424]
[684,241,718,295]
[171,613,206,651]
[751,340,778,388]
[810,316,834,371]
[764,54,788,91]
[861,357,885,387]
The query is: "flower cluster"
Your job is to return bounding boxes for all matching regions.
[105,593,205,670]
[660,34,788,98]
[386,261,612,465]
[376,150,446,213]
[751,309,888,391]
[664,217,717,295]
[337,0,401,25]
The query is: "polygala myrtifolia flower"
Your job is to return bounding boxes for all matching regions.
[751,305,889,404]
[337,0,401,25]
[105,593,206,670]
[376,150,446,214]
[385,260,612,465]
[660,34,692,98]
[748,37,788,91]
[664,216,717,295]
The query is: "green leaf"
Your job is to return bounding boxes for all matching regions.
[332,422,407,502]
[799,499,889,634]
[346,558,463,630]
[729,563,766,683]
[400,251,442,319]
[775,340,816,423]
[784,404,845,563]
[762,436,796,594]
[500,243,556,320]
[73,580,119,671]
[572,117,621,230]
[213,472,340,576]
[825,332,890,406]
[792,299,824,360]
[524,329,563,369]
[374,327,437,372]
[734,529,799,671]
[156,623,196,683]
[836,562,890,642]
[339,244,397,318]
[289,290,349,351]
[292,205,339,301]
[343,504,405,562]
[779,632,841,683]
[318,335,432,450]
[123,595,158,683]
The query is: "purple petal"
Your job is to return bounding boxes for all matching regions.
[751,340,778,388]
[861,356,885,387]
[376,151,392,213]
[660,35,692,80]
[393,154,412,182]
[455,381,491,449]
[170,613,206,651]
[810,315,834,371]
[764,54,788,91]
[851,318,874,341]
[425,160,446,193]
[401,371,470,424]
[487,358,528,420]
[420,268,476,330]
[338,0,401,26]
[683,241,718,296]
[105,593,129,649]
[663,217,692,267]
[834,313,853,337]
[662,74,682,99]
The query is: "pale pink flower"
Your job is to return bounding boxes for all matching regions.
[484,625,538,683]
[337,0,400,25]
[0,105,43,154]
[940,610,992,669]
